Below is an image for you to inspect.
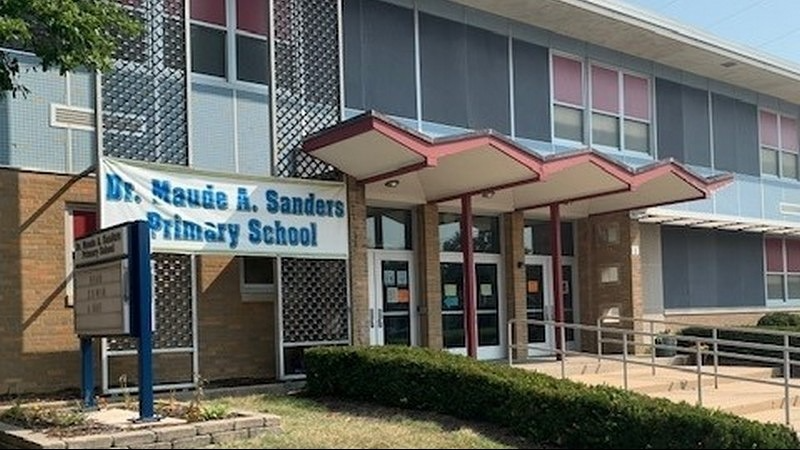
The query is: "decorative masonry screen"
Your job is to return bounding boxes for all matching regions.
[281,258,349,345]
[273,0,341,179]
[103,0,188,165]
[107,254,194,352]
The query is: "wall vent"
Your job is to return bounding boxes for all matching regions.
[50,104,95,130]
[780,203,800,216]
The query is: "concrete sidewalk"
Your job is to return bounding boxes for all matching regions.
[515,355,800,430]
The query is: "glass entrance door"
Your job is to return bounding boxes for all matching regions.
[525,256,576,356]
[440,256,504,359]
[368,250,416,346]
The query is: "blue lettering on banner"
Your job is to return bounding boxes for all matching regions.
[147,212,241,249]
[248,219,318,247]
[151,179,228,210]
[264,189,345,218]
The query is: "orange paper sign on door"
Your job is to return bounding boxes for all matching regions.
[397,289,410,303]
[527,280,539,293]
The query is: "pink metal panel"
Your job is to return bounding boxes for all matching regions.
[624,74,649,120]
[191,0,226,25]
[766,238,784,272]
[237,0,268,35]
[591,65,619,114]
[787,239,800,272]
[781,116,798,152]
[760,110,779,148]
[553,56,583,107]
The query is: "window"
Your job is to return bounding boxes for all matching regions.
[590,65,651,153]
[552,55,584,142]
[438,214,500,253]
[65,208,98,307]
[765,238,800,302]
[366,208,412,250]
[552,55,651,153]
[760,110,798,179]
[240,256,276,294]
[523,220,574,256]
[190,0,268,85]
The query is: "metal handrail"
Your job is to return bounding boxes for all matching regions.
[507,317,800,426]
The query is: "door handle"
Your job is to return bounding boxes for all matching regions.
[378,308,384,327]
[369,308,374,328]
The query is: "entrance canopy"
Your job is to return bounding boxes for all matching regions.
[303,112,731,217]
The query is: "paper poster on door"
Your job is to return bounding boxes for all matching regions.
[383,270,395,286]
[444,284,457,297]
[397,288,410,303]
[527,280,539,294]
[387,287,399,303]
[480,283,493,296]
[396,270,408,287]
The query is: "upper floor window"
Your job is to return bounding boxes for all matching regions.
[590,65,650,153]
[552,55,584,143]
[760,110,798,179]
[190,0,268,85]
[552,54,651,153]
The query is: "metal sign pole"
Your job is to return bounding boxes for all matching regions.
[132,221,156,422]
[80,337,95,409]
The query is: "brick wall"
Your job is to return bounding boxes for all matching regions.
[503,212,527,360]
[347,176,369,346]
[197,255,276,383]
[0,168,96,394]
[417,203,442,350]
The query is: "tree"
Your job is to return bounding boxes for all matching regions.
[0,0,141,95]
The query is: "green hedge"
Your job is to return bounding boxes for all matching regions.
[758,312,800,328]
[678,326,800,367]
[305,346,799,449]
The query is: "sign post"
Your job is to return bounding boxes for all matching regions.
[73,220,156,421]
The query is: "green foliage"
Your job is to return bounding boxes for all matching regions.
[0,0,141,95]
[0,402,86,429]
[757,312,800,328]
[678,326,800,367]
[305,345,800,449]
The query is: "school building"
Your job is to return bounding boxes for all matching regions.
[1,0,799,394]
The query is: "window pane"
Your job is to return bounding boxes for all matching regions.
[478,313,499,346]
[781,116,798,151]
[766,238,784,272]
[554,105,583,142]
[624,119,649,153]
[767,274,785,300]
[473,216,500,253]
[789,275,800,300]
[623,74,649,120]
[191,0,225,25]
[366,216,376,249]
[760,110,779,147]
[191,25,226,77]
[761,148,779,176]
[237,0,267,35]
[73,210,97,240]
[591,65,619,114]
[787,239,800,272]
[367,208,412,250]
[243,256,275,285]
[553,55,583,106]
[442,314,465,348]
[523,220,574,255]
[592,113,619,148]
[439,213,461,252]
[236,35,268,84]
[782,152,798,179]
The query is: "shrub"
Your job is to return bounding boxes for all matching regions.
[758,312,800,328]
[305,345,800,449]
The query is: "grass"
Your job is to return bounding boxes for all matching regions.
[206,393,545,449]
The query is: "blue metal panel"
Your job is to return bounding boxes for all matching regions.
[513,39,551,142]
[712,178,739,215]
[343,0,364,111]
[190,82,235,172]
[466,25,509,134]
[71,130,95,173]
[737,174,763,218]
[236,91,270,176]
[763,180,784,220]
[4,55,68,172]
[70,69,95,109]
[419,13,468,128]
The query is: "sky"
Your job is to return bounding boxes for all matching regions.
[613,0,800,65]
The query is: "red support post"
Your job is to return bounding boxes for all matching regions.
[461,195,478,358]
[550,203,564,360]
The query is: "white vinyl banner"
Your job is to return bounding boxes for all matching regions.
[100,157,349,257]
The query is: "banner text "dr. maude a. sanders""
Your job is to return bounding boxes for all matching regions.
[100,158,349,257]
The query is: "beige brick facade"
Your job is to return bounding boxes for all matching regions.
[346,176,369,346]
[503,212,527,360]
[417,203,442,350]
[0,168,97,393]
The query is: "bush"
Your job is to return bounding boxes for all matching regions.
[758,312,800,328]
[305,346,799,449]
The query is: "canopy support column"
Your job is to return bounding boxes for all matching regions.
[461,195,478,358]
[550,203,564,360]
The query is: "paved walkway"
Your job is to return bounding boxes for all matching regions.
[515,355,800,430]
